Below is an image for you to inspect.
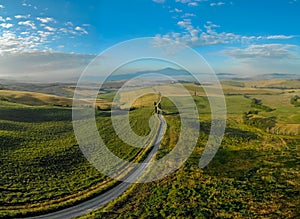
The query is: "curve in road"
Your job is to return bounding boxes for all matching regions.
[26,103,166,219]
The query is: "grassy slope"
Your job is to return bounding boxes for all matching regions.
[79,82,300,219]
[0,92,157,218]
[245,79,300,89]
[0,90,73,106]
[1,80,299,218]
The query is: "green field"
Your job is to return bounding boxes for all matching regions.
[0,80,300,218]
[0,93,156,218]
[80,82,300,219]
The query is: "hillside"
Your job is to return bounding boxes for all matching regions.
[0,90,73,106]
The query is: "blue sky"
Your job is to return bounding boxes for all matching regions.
[0,0,300,81]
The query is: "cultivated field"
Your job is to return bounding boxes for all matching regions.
[0,79,299,218]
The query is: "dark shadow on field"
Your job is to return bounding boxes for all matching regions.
[35,145,86,173]
[203,147,262,178]
[0,107,112,123]
[0,107,72,122]
[202,141,300,181]
[224,127,261,141]
[0,135,25,152]
[195,122,265,179]
[95,110,112,117]
[163,111,180,116]
[0,121,25,131]
[200,122,260,142]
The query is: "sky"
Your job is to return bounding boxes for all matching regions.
[0,0,300,82]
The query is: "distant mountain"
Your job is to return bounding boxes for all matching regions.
[216,73,237,79]
[216,73,300,80]
[107,67,191,81]
[257,73,300,80]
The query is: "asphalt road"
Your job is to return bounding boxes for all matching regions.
[25,113,166,219]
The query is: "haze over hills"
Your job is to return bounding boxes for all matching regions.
[1,67,299,86]
[85,68,300,82]
[254,73,300,80]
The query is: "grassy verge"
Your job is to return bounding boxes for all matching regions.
[77,85,300,219]
[0,93,159,218]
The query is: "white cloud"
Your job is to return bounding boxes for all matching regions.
[177,19,192,28]
[188,2,198,6]
[18,20,36,29]
[0,51,95,82]
[175,0,203,5]
[182,13,196,18]
[221,44,299,60]
[15,15,31,19]
[38,30,54,38]
[75,26,88,34]
[157,17,298,48]
[37,17,55,23]
[0,10,91,60]
[174,0,202,6]
[0,4,5,9]
[164,20,243,46]
[152,0,166,3]
[210,2,225,7]
[217,44,300,75]
[65,21,74,26]
[22,3,32,7]
[0,31,41,55]
[175,0,191,3]
[59,28,68,33]
[173,8,183,13]
[0,16,11,22]
[0,23,13,29]
[266,35,295,40]
[44,26,56,32]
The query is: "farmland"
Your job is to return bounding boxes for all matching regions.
[0,90,158,218]
[79,80,300,219]
[0,79,299,218]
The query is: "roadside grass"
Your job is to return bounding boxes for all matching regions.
[79,82,300,219]
[81,116,300,219]
[1,80,300,218]
[0,93,156,218]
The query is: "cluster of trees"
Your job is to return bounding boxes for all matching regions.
[290,95,300,107]
[250,98,274,112]
[243,97,276,130]
[0,96,9,102]
[243,112,277,130]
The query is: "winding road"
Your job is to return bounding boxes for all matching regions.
[26,103,166,219]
